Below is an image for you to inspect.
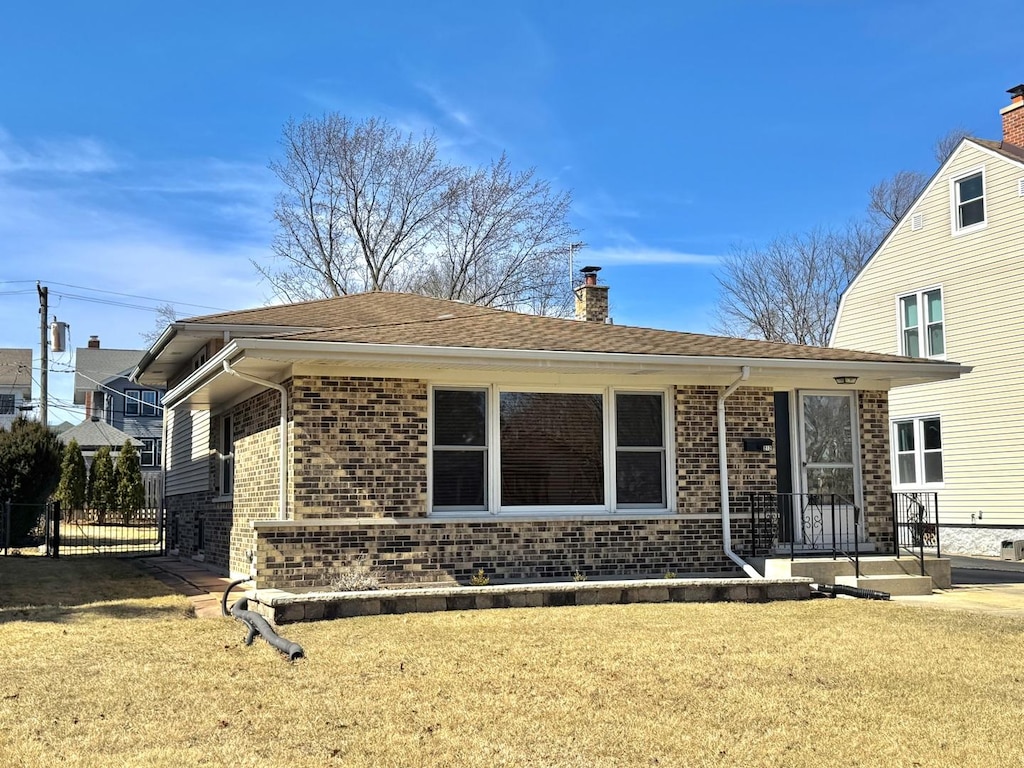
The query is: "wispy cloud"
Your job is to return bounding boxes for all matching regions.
[585,246,721,266]
[0,127,117,174]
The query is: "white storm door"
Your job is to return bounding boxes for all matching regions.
[797,392,861,547]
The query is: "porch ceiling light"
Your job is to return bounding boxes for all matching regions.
[833,375,858,385]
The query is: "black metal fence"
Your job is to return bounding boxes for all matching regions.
[891,491,940,574]
[748,492,862,571]
[2,499,165,558]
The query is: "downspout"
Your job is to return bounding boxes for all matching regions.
[222,361,289,521]
[718,365,762,578]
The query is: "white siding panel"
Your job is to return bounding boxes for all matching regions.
[835,142,1024,525]
[165,407,210,496]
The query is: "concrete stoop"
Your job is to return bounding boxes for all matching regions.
[763,555,950,592]
[833,573,935,597]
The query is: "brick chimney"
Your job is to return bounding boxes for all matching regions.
[574,266,609,323]
[88,335,100,349]
[1001,84,1024,146]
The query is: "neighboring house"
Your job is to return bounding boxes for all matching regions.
[832,84,1024,556]
[0,348,33,429]
[132,283,963,589]
[57,419,142,468]
[74,336,166,492]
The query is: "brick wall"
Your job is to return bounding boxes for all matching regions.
[229,386,292,577]
[675,385,776,514]
[253,516,740,589]
[858,390,892,546]
[291,375,428,519]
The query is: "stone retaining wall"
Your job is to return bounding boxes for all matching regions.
[248,577,813,624]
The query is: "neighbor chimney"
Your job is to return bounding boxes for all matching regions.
[88,335,100,349]
[1001,84,1024,146]
[574,266,609,323]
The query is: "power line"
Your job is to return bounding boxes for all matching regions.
[0,280,230,312]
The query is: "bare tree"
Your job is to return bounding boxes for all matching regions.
[413,154,577,314]
[868,128,974,233]
[140,303,178,345]
[260,115,458,300]
[934,125,972,164]
[258,115,577,311]
[713,223,874,346]
[867,169,929,230]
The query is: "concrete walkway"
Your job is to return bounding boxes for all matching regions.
[133,556,245,619]
[891,556,1024,618]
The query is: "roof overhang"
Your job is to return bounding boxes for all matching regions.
[131,322,323,385]
[162,337,970,410]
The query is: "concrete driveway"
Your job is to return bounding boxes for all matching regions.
[892,555,1024,618]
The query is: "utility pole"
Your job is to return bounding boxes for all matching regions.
[37,282,47,427]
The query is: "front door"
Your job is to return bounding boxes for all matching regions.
[797,392,861,548]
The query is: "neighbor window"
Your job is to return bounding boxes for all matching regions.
[140,438,161,468]
[218,415,234,495]
[0,394,14,414]
[125,389,159,417]
[899,288,944,358]
[431,387,668,513]
[954,171,985,230]
[893,417,943,486]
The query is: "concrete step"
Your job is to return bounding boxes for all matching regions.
[763,556,951,589]
[833,573,934,597]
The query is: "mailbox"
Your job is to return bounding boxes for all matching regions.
[742,437,774,453]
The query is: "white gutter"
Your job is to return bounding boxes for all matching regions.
[717,365,761,579]
[221,360,289,521]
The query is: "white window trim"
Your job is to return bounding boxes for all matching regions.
[949,166,987,236]
[428,384,675,516]
[891,415,945,490]
[895,286,946,360]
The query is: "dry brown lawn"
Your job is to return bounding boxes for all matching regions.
[2,557,1023,767]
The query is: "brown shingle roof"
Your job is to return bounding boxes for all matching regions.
[182,292,921,365]
[972,138,1024,164]
[0,348,32,392]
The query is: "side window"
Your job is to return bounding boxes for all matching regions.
[899,289,944,358]
[893,417,943,487]
[124,389,140,416]
[432,388,487,510]
[953,170,985,231]
[219,415,234,495]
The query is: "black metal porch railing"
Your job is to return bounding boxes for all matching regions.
[748,492,862,575]
[891,492,940,576]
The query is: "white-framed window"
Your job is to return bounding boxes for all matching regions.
[430,386,670,514]
[899,288,944,358]
[140,438,161,468]
[218,414,234,496]
[0,394,14,415]
[893,416,943,487]
[952,169,985,233]
[124,389,159,417]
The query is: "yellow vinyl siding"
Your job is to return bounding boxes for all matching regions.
[834,142,1024,525]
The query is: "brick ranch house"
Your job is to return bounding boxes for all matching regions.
[132,282,965,590]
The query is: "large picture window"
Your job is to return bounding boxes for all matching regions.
[431,387,669,514]
[893,416,943,487]
[899,288,944,358]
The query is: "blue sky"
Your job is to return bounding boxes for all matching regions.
[1,0,1022,423]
